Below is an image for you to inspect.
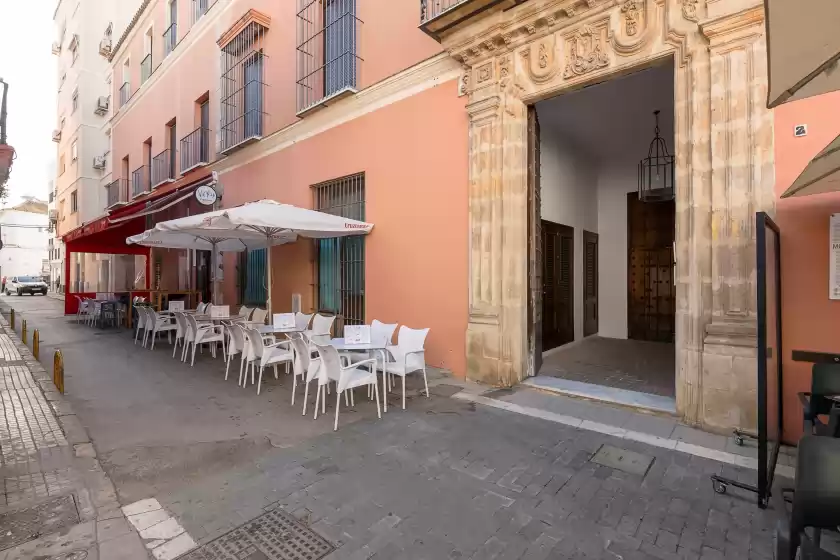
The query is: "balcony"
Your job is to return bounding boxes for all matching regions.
[106,179,129,208]
[163,24,177,58]
[119,82,131,107]
[151,149,176,187]
[192,0,218,24]
[141,53,153,84]
[419,0,527,39]
[131,165,150,198]
[180,127,211,172]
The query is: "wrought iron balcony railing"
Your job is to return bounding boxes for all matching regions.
[131,165,150,197]
[163,24,177,57]
[180,127,211,172]
[151,149,176,187]
[106,178,129,208]
[141,54,153,84]
[119,82,131,107]
[420,0,527,39]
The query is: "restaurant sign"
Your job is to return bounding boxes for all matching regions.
[195,184,218,206]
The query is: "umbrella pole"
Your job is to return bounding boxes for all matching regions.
[265,235,272,317]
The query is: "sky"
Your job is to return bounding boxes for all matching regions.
[0,0,58,207]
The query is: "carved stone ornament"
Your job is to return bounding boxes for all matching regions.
[499,54,512,79]
[563,24,610,79]
[459,66,470,96]
[621,0,641,36]
[526,24,537,34]
[682,0,698,22]
[564,6,576,17]
[503,33,513,45]
[484,40,496,51]
[520,34,559,84]
[476,61,494,84]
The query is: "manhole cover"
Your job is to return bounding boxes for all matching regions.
[0,494,80,551]
[590,445,654,476]
[178,508,335,560]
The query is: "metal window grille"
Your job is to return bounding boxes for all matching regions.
[163,24,177,57]
[151,149,175,187]
[119,82,130,107]
[181,127,210,171]
[313,173,365,330]
[241,248,267,305]
[132,165,150,197]
[296,0,362,114]
[219,22,268,153]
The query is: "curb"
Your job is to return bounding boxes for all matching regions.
[0,311,150,559]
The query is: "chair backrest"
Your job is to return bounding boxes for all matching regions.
[228,323,247,355]
[174,312,188,336]
[185,314,200,338]
[810,364,840,416]
[205,303,214,316]
[397,326,430,370]
[197,302,207,314]
[238,306,251,319]
[251,308,268,325]
[295,312,314,330]
[311,314,335,336]
[372,320,398,345]
[245,328,265,360]
[135,306,147,328]
[314,343,344,388]
[290,336,311,377]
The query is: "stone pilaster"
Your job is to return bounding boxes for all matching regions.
[698,5,774,432]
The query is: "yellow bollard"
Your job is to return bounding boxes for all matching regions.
[53,350,64,394]
[33,329,39,360]
[10,308,14,329]
[21,319,27,343]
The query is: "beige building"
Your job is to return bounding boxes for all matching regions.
[51,0,139,274]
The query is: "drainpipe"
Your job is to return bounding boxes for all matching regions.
[0,78,8,145]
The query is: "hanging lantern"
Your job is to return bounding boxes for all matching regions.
[638,110,675,202]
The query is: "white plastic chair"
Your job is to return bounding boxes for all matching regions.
[295,312,314,331]
[314,342,380,431]
[171,312,189,358]
[251,308,268,325]
[245,327,293,395]
[344,319,397,365]
[238,306,252,320]
[305,314,336,353]
[133,305,147,344]
[224,323,250,384]
[141,308,156,347]
[75,296,89,324]
[196,302,208,314]
[88,300,101,327]
[383,326,431,410]
[147,310,178,350]
[290,336,320,407]
[186,314,226,366]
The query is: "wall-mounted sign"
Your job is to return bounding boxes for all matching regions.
[195,184,217,206]
[794,124,808,137]
[830,214,840,300]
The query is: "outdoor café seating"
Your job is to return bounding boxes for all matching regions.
[799,364,840,438]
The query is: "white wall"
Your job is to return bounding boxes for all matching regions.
[596,156,640,339]
[0,210,50,279]
[539,122,597,341]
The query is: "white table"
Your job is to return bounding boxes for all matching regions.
[328,338,395,412]
[256,325,305,335]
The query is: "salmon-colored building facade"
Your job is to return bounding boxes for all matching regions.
[96,0,469,374]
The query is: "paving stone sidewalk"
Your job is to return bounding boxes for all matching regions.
[0,313,149,559]
[158,385,787,560]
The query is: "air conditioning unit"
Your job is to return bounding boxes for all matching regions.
[49,209,58,222]
[52,129,62,143]
[51,41,61,55]
[99,37,112,57]
[93,155,106,169]
[95,96,109,115]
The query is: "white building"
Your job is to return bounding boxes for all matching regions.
[0,198,50,281]
[50,0,139,284]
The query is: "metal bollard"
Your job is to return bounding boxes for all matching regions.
[21,319,27,343]
[33,329,39,360]
[53,350,65,394]
[10,308,14,329]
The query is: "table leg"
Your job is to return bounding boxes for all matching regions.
[380,349,388,413]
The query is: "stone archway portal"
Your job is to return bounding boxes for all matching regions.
[442,0,775,433]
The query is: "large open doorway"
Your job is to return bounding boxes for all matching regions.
[530,60,677,403]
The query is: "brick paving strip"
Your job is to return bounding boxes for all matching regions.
[0,314,150,559]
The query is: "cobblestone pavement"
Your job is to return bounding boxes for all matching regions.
[159,390,786,560]
[0,308,149,559]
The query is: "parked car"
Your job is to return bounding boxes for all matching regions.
[6,276,49,296]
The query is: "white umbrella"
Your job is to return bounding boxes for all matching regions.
[126,227,298,303]
[154,200,374,314]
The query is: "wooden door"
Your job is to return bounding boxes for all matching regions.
[627,193,675,342]
[528,106,543,373]
[542,220,574,351]
[583,230,598,337]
